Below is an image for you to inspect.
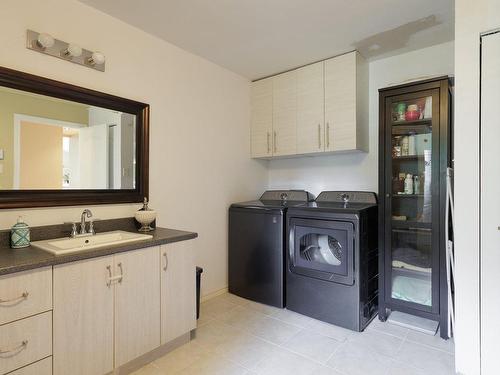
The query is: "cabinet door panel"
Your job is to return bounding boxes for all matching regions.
[161,240,196,344]
[251,78,273,158]
[114,246,161,367]
[53,256,114,375]
[325,52,357,151]
[297,62,324,154]
[273,71,297,156]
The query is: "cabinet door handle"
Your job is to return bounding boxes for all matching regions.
[106,265,112,287]
[106,264,123,286]
[0,340,28,355]
[273,131,277,153]
[0,291,28,304]
[318,124,322,149]
[267,132,271,154]
[117,262,124,283]
[326,122,330,148]
[163,252,168,271]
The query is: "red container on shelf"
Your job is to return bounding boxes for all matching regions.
[405,110,420,121]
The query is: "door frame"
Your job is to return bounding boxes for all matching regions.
[13,113,85,189]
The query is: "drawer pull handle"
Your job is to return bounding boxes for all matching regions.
[0,340,28,355]
[0,292,29,304]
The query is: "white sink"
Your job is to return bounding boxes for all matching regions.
[31,230,153,255]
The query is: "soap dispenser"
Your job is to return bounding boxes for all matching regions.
[10,216,30,249]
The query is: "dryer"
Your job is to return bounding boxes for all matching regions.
[286,191,378,331]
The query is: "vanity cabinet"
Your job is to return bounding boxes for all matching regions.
[0,267,53,375]
[160,240,197,344]
[53,255,114,375]
[52,241,197,375]
[250,51,368,159]
[53,246,161,375]
[114,247,161,366]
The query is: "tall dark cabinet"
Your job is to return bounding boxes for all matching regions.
[378,77,452,339]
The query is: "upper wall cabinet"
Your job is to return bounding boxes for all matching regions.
[272,71,298,157]
[250,78,273,158]
[297,61,325,154]
[251,51,368,159]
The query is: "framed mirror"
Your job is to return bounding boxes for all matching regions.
[0,66,149,208]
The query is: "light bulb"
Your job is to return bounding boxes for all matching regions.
[62,43,82,58]
[36,33,55,49]
[88,51,105,65]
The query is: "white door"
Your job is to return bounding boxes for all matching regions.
[297,62,324,154]
[79,124,109,189]
[114,247,161,367]
[481,30,500,375]
[251,78,273,158]
[273,70,297,156]
[325,52,357,151]
[160,241,196,344]
[53,256,114,375]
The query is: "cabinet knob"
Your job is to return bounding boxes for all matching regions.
[386,193,390,198]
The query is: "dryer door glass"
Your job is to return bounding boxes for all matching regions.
[289,218,354,285]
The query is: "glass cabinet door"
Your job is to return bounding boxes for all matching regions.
[385,90,440,312]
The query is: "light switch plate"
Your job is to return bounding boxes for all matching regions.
[0,149,3,160]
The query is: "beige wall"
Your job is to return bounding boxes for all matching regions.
[0,0,268,296]
[0,90,88,189]
[19,121,63,189]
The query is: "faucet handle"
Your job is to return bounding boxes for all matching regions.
[64,222,78,238]
[88,221,95,235]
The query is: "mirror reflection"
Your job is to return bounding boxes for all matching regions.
[0,86,136,190]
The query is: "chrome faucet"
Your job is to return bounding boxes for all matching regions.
[79,209,94,235]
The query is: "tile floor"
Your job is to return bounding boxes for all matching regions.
[133,293,455,375]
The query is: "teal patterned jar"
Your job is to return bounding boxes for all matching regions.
[10,216,30,249]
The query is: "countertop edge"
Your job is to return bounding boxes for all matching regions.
[0,228,197,277]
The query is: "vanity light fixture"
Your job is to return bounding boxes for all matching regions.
[36,33,55,49]
[87,51,105,66]
[26,30,105,72]
[61,44,83,58]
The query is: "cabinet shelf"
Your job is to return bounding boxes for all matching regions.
[391,220,432,230]
[392,119,432,126]
[392,194,425,198]
[392,155,425,161]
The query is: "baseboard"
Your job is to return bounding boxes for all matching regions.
[201,287,228,303]
[113,332,191,374]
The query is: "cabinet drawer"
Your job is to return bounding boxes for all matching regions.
[7,357,52,375]
[0,267,52,325]
[0,312,52,375]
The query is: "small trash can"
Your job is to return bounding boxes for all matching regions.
[196,266,203,319]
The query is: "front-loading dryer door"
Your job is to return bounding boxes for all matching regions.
[289,218,354,285]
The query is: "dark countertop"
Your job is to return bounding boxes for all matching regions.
[0,219,197,276]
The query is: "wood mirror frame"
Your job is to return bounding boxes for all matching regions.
[0,66,149,209]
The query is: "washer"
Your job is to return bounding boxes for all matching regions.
[286,191,378,331]
[229,190,314,308]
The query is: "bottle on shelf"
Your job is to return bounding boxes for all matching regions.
[413,175,421,194]
[404,174,413,195]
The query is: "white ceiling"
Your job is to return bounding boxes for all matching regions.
[78,0,454,80]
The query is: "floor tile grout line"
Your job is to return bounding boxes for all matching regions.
[201,295,455,374]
